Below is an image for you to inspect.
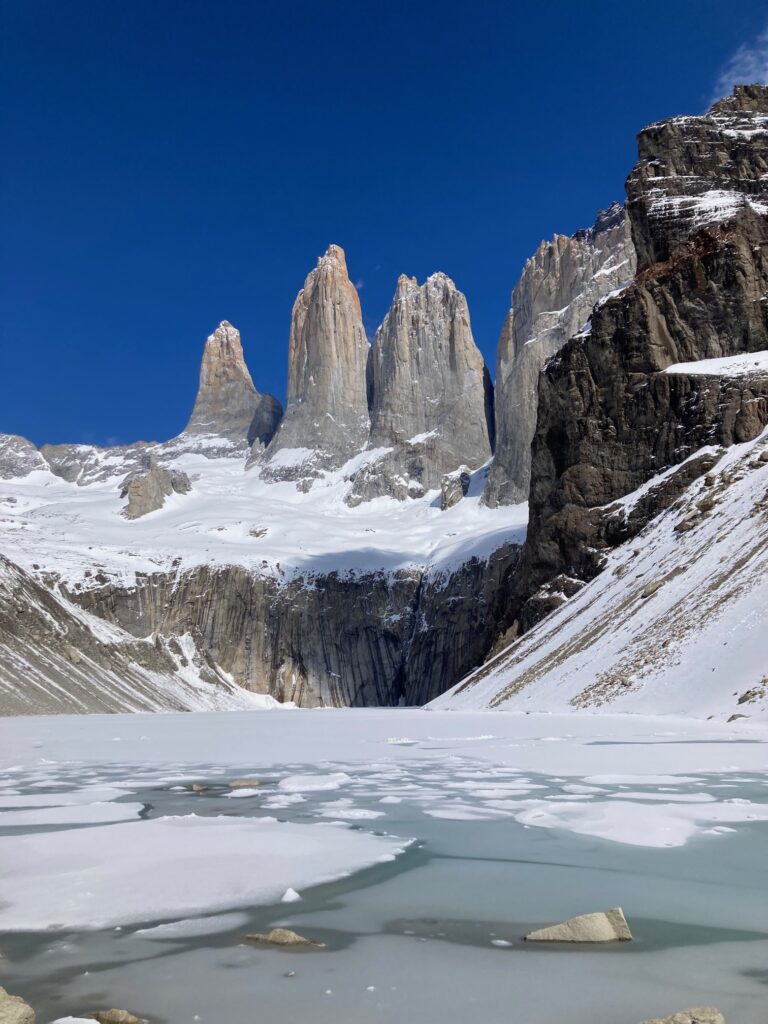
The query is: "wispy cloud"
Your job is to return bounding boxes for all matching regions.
[712,25,768,103]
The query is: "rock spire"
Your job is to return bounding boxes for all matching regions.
[349,272,493,503]
[185,321,282,448]
[261,245,369,480]
[484,203,636,506]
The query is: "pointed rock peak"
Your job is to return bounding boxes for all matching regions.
[394,274,419,297]
[185,322,283,447]
[261,243,370,478]
[317,244,348,273]
[201,321,252,383]
[424,271,456,288]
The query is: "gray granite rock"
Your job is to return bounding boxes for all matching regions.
[0,435,47,480]
[260,245,369,481]
[485,203,636,506]
[68,541,521,707]
[441,465,471,510]
[350,273,492,502]
[184,320,282,447]
[120,456,191,519]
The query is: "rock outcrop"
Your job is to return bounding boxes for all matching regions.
[485,203,636,506]
[441,465,471,510]
[349,273,493,503]
[0,553,257,715]
[66,541,521,707]
[120,456,191,519]
[260,245,369,481]
[0,435,47,479]
[524,907,632,942]
[640,1010,725,1024]
[510,85,768,632]
[0,986,35,1024]
[184,321,282,448]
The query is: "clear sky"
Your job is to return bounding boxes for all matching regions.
[3,0,768,446]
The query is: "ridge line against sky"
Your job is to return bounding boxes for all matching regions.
[1,0,767,448]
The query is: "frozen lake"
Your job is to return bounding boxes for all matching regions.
[0,709,767,1024]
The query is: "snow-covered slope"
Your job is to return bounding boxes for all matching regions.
[0,447,525,589]
[0,553,278,715]
[434,429,768,721]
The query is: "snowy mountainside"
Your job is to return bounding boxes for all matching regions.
[0,442,526,710]
[0,447,523,588]
[434,425,768,721]
[0,552,275,714]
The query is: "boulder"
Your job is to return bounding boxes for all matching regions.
[241,927,324,948]
[120,456,191,520]
[524,906,632,942]
[0,987,35,1024]
[441,466,471,510]
[640,1009,725,1024]
[89,1010,142,1024]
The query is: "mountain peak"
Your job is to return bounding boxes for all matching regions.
[185,322,282,447]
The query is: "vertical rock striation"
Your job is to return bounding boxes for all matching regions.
[349,272,493,503]
[184,321,282,448]
[261,245,370,480]
[485,203,636,506]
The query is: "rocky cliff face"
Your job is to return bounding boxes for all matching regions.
[68,542,520,707]
[0,435,48,479]
[514,85,768,630]
[260,245,370,481]
[184,321,282,448]
[484,203,636,506]
[348,273,493,503]
[0,553,258,715]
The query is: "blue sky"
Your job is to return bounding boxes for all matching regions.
[2,0,768,446]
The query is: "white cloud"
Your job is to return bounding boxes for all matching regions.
[712,25,768,104]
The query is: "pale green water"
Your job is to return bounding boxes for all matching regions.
[1,755,767,1024]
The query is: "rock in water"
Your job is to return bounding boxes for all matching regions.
[524,906,632,942]
[485,203,636,506]
[89,1011,142,1024]
[0,986,35,1024]
[260,245,369,480]
[184,320,282,448]
[349,273,493,502]
[242,927,324,948]
[120,455,191,519]
[640,1010,725,1024]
